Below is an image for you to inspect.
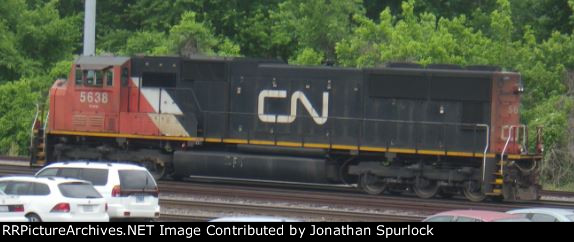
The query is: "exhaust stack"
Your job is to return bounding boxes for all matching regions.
[83,0,96,56]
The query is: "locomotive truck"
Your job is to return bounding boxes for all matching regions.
[30,55,543,202]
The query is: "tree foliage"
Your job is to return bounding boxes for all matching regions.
[0,0,80,82]
[3,0,574,186]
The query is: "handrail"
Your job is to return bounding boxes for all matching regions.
[477,124,490,182]
[43,112,49,131]
[500,126,516,176]
[30,104,40,149]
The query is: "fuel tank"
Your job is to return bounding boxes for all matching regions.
[173,150,330,183]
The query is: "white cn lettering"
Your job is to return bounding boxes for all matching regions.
[257,90,329,125]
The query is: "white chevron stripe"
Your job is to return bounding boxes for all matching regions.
[131,77,183,115]
[148,113,190,137]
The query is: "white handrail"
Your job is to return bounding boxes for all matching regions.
[500,126,515,176]
[478,124,490,182]
[43,112,49,131]
[30,104,40,149]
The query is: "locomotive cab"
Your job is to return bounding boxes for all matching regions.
[48,56,130,134]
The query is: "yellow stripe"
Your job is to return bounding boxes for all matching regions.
[49,130,204,142]
[418,150,446,155]
[205,138,222,142]
[508,154,542,160]
[388,148,416,153]
[222,139,248,144]
[332,144,358,150]
[276,141,302,147]
[359,146,387,152]
[50,130,532,159]
[249,140,275,145]
[447,151,475,157]
[304,143,330,149]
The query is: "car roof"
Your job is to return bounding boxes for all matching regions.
[507,208,574,216]
[41,161,147,170]
[431,210,521,222]
[0,175,88,184]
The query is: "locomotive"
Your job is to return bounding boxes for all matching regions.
[30,55,543,201]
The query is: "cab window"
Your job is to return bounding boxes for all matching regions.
[106,70,113,87]
[85,70,103,87]
[121,67,129,87]
[75,68,83,86]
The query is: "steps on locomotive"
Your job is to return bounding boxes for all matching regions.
[30,128,46,167]
[485,159,504,196]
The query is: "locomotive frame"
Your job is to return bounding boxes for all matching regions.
[30,55,543,202]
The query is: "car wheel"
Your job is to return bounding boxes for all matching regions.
[26,213,42,222]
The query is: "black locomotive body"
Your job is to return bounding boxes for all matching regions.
[37,55,543,201]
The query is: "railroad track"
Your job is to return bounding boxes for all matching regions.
[157,213,211,222]
[540,190,574,198]
[1,158,573,222]
[160,198,422,222]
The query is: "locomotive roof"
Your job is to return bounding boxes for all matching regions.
[75,56,130,69]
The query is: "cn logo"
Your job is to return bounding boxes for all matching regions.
[258,90,329,125]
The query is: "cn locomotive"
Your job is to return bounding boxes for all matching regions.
[30,55,543,201]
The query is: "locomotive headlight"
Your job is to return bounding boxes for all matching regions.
[515,82,525,94]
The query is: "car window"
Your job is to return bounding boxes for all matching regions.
[5,182,33,195]
[58,182,102,199]
[509,213,529,219]
[37,168,59,177]
[455,216,479,222]
[33,182,50,195]
[80,168,108,186]
[530,213,557,222]
[0,181,8,192]
[424,216,453,222]
[118,170,157,190]
[494,218,531,222]
[59,168,82,179]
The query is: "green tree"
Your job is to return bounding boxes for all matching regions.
[271,0,364,62]
[0,0,80,82]
[168,11,240,57]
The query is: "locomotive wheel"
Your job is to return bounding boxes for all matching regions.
[359,173,386,195]
[462,181,486,202]
[142,159,167,180]
[413,178,439,199]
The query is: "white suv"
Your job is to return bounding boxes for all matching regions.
[36,161,160,221]
[0,176,108,222]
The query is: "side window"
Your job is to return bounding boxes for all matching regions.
[7,182,33,195]
[425,216,453,222]
[59,168,82,179]
[37,168,59,177]
[81,168,109,186]
[121,67,129,87]
[75,69,83,86]
[530,213,558,222]
[455,216,479,222]
[0,181,9,192]
[32,183,50,195]
[106,70,113,87]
